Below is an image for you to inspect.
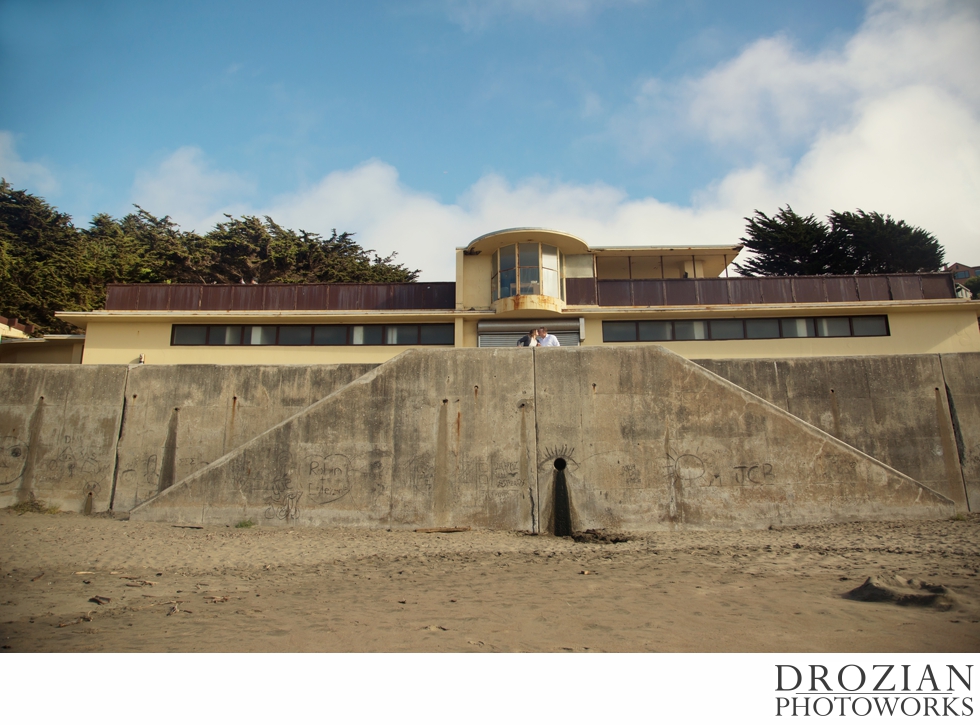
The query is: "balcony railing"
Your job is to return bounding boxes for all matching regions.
[565,273,956,307]
[105,283,457,311]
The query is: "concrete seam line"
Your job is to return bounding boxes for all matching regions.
[666,345,955,505]
[107,366,131,511]
[128,351,411,513]
[938,353,971,512]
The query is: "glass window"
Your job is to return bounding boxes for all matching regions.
[491,250,499,303]
[851,315,888,336]
[314,326,347,345]
[595,256,631,280]
[710,319,745,339]
[746,319,780,339]
[542,245,558,270]
[278,326,312,345]
[386,325,419,345]
[499,269,517,298]
[815,317,851,337]
[519,266,540,295]
[518,243,539,267]
[207,325,242,345]
[352,325,383,345]
[542,268,560,298]
[499,245,516,270]
[564,254,594,278]
[954,271,970,279]
[638,321,671,341]
[172,326,207,345]
[602,321,637,342]
[245,325,277,345]
[781,318,815,338]
[674,320,707,340]
[420,324,455,345]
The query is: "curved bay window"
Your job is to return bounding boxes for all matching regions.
[490,243,564,302]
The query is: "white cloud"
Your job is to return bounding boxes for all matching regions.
[444,0,642,31]
[0,131,59,195]
[635,0,980,156]
[130,147,255,230]
[131,0,980,278]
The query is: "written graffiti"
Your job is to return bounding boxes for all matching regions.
[306,453,352,504]
[0,437,29,487]
[732,463,775,485]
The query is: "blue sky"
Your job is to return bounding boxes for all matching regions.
[1,0,978,280]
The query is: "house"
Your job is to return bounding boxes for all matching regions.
[56,228,980,364]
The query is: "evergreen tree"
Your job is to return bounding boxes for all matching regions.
[0,180,419,334]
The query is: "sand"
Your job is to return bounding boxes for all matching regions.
[0,510,977,652]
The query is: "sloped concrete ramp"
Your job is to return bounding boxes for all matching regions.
[131,347,953,530]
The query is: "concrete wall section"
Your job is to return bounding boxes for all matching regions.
[532,347,952,531]
[0,365,128,512]
[112,364,378,511]
[940,353,980,510]
[694,355,969,510]
[130,350,538,529]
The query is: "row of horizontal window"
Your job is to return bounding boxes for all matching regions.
[602,315,889,342]
[171,323,455,347]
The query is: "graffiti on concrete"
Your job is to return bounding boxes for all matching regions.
[0,437,28,487]
[665,449,706,485]
[732,463,775,486]
[306,453,352,504]
[493,460,523,489]
[410,455,435,494]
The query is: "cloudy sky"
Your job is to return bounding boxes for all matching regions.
[1,0,977,280]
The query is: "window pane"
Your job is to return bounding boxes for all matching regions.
[491,273,498,302]
[542,244,558,270]
[603,321,636,342]
[314,325,347,345]
[542,268,560,298]
[245,325,276,345]
[851,315,888,336]
[173,326,207,345]
[499,245,516,270]
[499,269,517,298]
[674,320,707,340]
[638,321,671,341]
[208,325,242,345]
[564,254,594,278]
[518,243,539,268]
[420,324,455,345]
[352,325,383,345]
[746,319,780,339]
[815,317,851,337]
[595,256,630,279]
[520,265,540,295]
[710,319,744,340]
[386,325,419,345]
[491,249,498,275]
[781,318,815,338]
[278,326,312,345]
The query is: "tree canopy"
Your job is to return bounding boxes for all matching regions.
[735,206,944,277]
[0,180,419,335]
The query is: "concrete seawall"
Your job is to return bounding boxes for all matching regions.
[2,350,975,526]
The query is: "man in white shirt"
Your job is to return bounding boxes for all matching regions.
[537,327,560,347]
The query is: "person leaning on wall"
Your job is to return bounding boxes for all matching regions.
[517,328,539,347]
[537,327,560,347]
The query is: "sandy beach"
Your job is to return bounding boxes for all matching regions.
[0,510,977,653]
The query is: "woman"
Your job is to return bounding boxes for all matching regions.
[517,328,539,347]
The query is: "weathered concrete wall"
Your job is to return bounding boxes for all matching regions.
[130,350,538,529]
[531,347,951,531]
[132,347,952,529]
[694,355,973,511]
[0,365,128,512]
[112,364,378,511]
[940,353,980,510]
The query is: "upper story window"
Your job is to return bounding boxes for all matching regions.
[490,243,564,302]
